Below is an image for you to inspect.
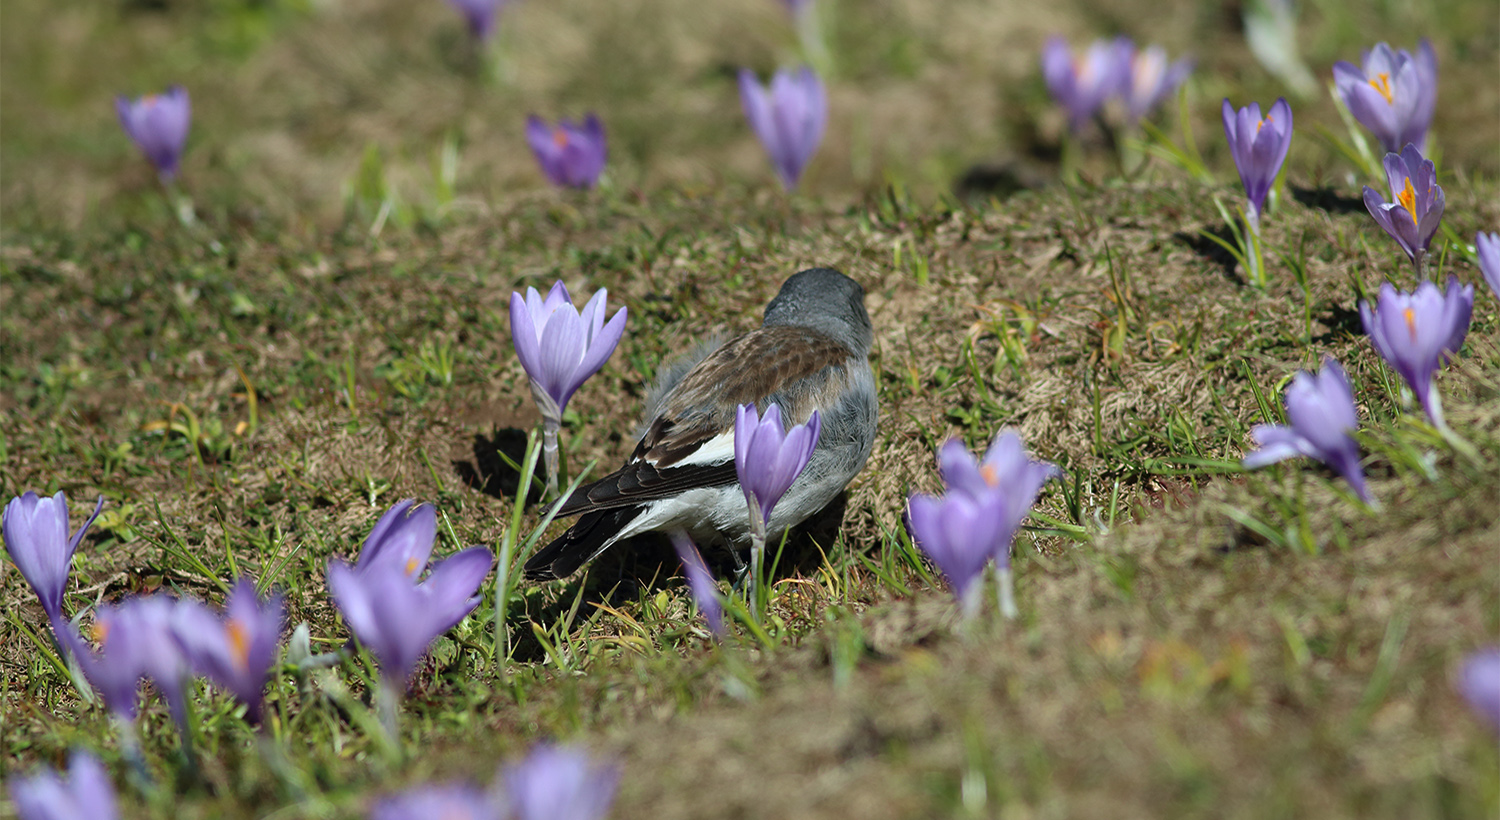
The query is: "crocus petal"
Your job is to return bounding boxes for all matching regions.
[355,500,438,580]
[1458,648,1500,733]
[1475,231,1500,300]
[502,744,621,820]
[671,533,724,638]
[420,547,494,635]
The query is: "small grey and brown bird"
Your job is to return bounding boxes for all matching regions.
[523,267,878,581]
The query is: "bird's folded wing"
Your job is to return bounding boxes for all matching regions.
[553,325,854,517]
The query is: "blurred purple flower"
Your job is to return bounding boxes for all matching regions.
[1222,97,1293,224]
[354,499,438,581]
[1041,36,1130,134]
[734,404,821,539]
[1457,648,1500,733]
[446,0,504,40]
[937,431,1063,550]
[780,0,812,16]
[171,578,284,724]
[1332,41,1438,154]
[501,744,620,820]
[328,547,492,688]
[738,67,827,190]
[115,86,190,181]
[670,532,724,638]
[921,430,1060,618]
[906,491,1008,617]
[1242,358,1372,505]
[1122,44,1192,124]
[510,281,628,430]
[66,595,195,727]
[1477,231,1500,301]
[371,783,500,820]
[3,491,104,634]
[9,750,118,820]
[1359,278,1473,431]
[1363,145,1445,275]
[526,115,607,189]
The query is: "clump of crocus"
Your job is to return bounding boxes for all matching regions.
[1333,41,1438,155]
[446,0,504,41]
[509,281,628,497]
[3,490,104,643]
[371,783,500,820]
[501,743,621,820]
[738,67,827,191]
[1359,278,1473,432]
[1457,648,1500,733]
[1121,43,1192,126]
[8,750,118,820]
[909,430,1061,620]
[327,546,491,740]
[1363,144,1445,277]
[1242,358,1374,506]
[1040,36,1130,134]
[734,403,820,615]
[170,578,284,724]
[116,87,191,182]
[1477,232,1500,301]
[671,532,724,639]
[526,115,607,190]
[1221,97,1293,287]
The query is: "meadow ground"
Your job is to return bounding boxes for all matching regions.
[2,0,1498,817]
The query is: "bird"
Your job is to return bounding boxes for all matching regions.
[523,267,878,581]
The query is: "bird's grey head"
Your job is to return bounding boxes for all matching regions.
[762,267,874,354]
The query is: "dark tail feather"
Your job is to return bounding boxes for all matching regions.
[523,507,643,581]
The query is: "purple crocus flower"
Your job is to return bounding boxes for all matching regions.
[738,67,827,191]
[1121,44,1192,124]
[170,578,284,723]
[906,491,1009,618]
[510,280,627,496]
[510,281,627,429]
[2,491,104,635]
[1362,144,1445,275]
[9,750,118,820]
[67,596,195,727]
[371,784,500,820]
[1222,97,1293,225]
[1332,40,1438,154]
[500,744,621,820]
[670,532,724,638]
[115,86,190,181]
[734,403,821,540]
[1457,648,1500,733]
[327,547,492,688]
[1477,231,1500,301]
[525,115,607,190]
[1242,358,1373,505]
[354,499,438,581]
[446,0,504,40]
[1359,278,1474,431]
[927,430,1061,618]
[1041,36,1131,134]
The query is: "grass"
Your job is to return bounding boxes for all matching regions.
[3,0,1499,817]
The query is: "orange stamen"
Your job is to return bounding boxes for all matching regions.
[1368,73,1394,105]
[980,464,999,486]
[405,556,420,575]
[228,619,251,672]
[1403,307,1417,341]
[91,621,110,644]
[1397,178,1419,227]
[552,128,569,148]
[1256,114,1273,134]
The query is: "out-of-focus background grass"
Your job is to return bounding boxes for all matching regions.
[2,0,1498,817]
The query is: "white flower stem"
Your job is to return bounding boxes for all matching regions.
[996,566,1018,621]
[747,500,768,621]
[1244,209,1265,288]
[377,680,402,761]
[542,424,560,500]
